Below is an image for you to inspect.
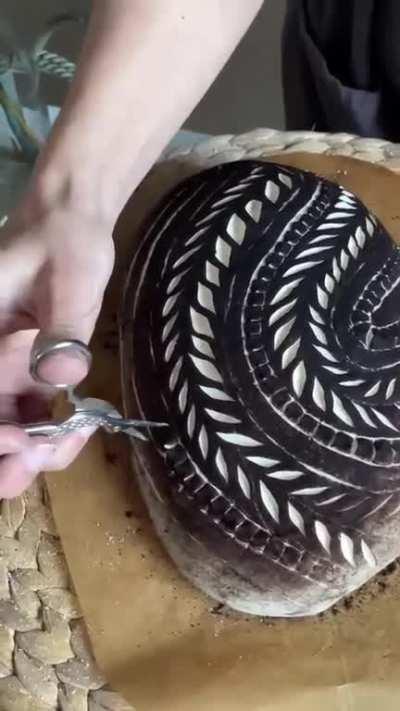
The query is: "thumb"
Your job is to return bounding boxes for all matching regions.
[32,257,110,387]
[0,239,91,387]
[30,334,93,388]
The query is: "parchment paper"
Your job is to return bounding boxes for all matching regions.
[46,154,400,711]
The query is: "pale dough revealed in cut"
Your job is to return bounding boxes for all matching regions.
[120,160,400,617]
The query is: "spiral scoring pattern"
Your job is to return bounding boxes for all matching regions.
[126,160,400,581]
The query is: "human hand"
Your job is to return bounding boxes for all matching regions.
[0,197,114,498]
[0,0,263,501]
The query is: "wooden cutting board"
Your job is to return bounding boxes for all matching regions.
[46,154,400,711]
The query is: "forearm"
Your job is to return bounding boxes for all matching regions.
[28,0,263,225]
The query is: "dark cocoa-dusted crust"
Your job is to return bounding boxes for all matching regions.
[120,160,400,616]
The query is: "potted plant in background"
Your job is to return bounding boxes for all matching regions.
[0,14,83,222]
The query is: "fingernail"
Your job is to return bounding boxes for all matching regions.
[20,444,56,473]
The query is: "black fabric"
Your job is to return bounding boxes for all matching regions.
[305,0,377,89]
[282,0,400,140]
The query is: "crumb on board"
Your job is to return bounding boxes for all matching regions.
[318,557,400,620]
[104,531,127,546]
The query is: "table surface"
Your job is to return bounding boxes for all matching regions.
[1,124,400,710]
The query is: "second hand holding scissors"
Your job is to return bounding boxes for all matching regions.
[24,337,167,441]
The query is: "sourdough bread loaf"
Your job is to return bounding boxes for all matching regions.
[120,160,400,616]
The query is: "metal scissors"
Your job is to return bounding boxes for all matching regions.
[20,337,167,441]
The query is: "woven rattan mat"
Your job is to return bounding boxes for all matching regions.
[1,128,400,711]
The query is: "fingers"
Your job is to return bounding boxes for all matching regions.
[0,444,56,498]
[0,238,45,317]
[32,247,113,386]
[0,328,86,398]
[43,430,92,472]
[0,427,94,499]
[0,219,114,389]
[35,238,114,336]
[0,330,44,394]
[0,425,53,499]
[0,425,31,453]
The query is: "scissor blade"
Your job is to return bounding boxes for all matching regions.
[104,416,168,439]
[113,418,168,429]
[121,426,149,441]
